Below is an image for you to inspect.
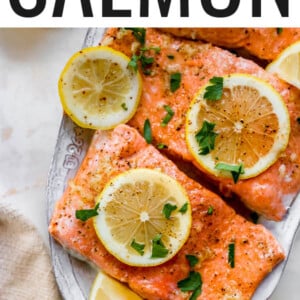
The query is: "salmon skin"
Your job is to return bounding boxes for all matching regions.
[49,124,284,300]
[101,28,300,221]
[160,28,300,61]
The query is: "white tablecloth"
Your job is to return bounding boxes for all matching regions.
[0,28,299,299]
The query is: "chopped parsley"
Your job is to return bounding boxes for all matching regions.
[276,28,283,35]
[162,203,177,219]
[170,72,182,92]
[179,202,188,214]
[250,212,259,224]
[297,117,300,124]
[143,119,152,144]
[207,205,214,215]
[186,254,199,268]
[161,105,175,126]
[177,271,202,299]
[151,234,169,258]
[195,121,218,155]
[75,203,99,221]
[215,163,245,183]
[121,103,128,111]
[228,243,235,268]
[167,54,175,59]
[203,76,224,100]
[130,239,145,256]
[157,143,168,149]
[124,28,146,45]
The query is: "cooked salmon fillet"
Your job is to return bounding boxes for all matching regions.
[49,124,284,300]
[160,28,300,61]
[101,28,300,221]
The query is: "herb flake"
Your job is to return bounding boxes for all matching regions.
[276,28,283,35]
[297,117,300,124]
[186,254,199,268]
[130,239,145,256]
[228,243,235,268]
[179,202,188,214]
[162,203,177,219]
[157,143,168,149]
[207,205,214,215]
[203,77,224,100]
[215,163,245,183]
[195,121,218,155]
[167,54,175,59]
[143,119,152,144]
[124,28,146,45]
[170,72,182,92]
[151,234,169,258]
[177,271,202,297]
[75,203,99,222]
[121,103,128,111]
[161,105,175,126]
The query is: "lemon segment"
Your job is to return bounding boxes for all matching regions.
[186,74,290,180]
[93,168,192,267]
[88,270,142,300]
[266,41,300,89]
[58,46,142,130]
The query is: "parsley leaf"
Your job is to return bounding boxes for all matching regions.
[157,143,168,149]
[75,203,99,221]
[128,54,139,71]
[128,48,157,75]
[121,103,128,111]
[143,119,152,144]
[186,254,199,268]
[228,243,235,268]
[190,287,202,300]
[151,234,169,258]
[207,205,214,215]
[195,121,218,155]
[161,105,175,127]
[170,72,182,92]
[177,271,202,292]
[179,202,188,214]
[204,76,224,100]
[124,28,146,45]
[276,28,283,35]
[162,203,177,219]
[167,54,174,59]
[215,163,245,183]
[130,239,145,256]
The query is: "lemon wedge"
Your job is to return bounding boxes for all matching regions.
[93,168,191,267]
[266,40,300,88]
[58,46,142,130]
[186,74,290,181]
[88,270,142,300]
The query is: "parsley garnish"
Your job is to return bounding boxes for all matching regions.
[215,163,245,183]
[143,119,152,144]
[75,203,99,221]
[124,28,146,45]
[128,54,140,71]
[186,254,199,268]
[204,76,224,100]
[195,121,218,155]
[161,105,175,126]
[228,243,235,268]
[130,239,145,256]
[179,202,188,214]
[250,212,259,224]
[177,271,202,299]
[151,234,169,258]
[167,54,174,59]
[297,117,300,124]
[157,143,168,149]
[170,72,182,92]
[207,205,214,215]
[121,103,128,111]
[162,203,177,219]
[276,28,283,35]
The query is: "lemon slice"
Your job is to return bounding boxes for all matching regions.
[266,41,300,88]
[93,168,191,267]
[58,46,142,130]
[186,74,290,180]
[89,270,142,300]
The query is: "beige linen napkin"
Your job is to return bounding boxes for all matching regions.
[0,203,61,300]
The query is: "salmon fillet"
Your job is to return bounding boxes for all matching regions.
[160,28,300,61]
[101,28,300,221]
[49,124,284,300]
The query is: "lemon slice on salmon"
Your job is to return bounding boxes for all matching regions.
[58,46,142,130]
[89,270,142,300]
[186,74,290,181]
[266,41,300,88]
[93,168,191,267]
